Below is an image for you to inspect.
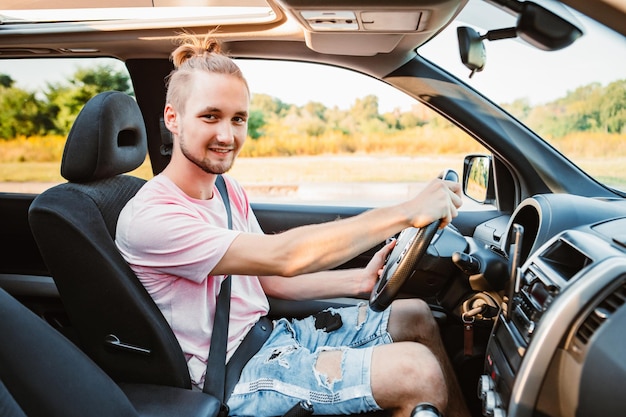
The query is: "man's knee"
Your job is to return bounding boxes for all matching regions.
[409,298,436,319]
[389,299,440,343]
[414,299,439,335]
[406,343,446,390]
[372,342,447,412]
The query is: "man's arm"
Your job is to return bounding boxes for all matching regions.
[211,178,461,278]
[258,240,395,300]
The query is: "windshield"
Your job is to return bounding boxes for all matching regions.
[419,0,626,193]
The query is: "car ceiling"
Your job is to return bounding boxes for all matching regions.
[0,0,473,80]
[0,0,623,80]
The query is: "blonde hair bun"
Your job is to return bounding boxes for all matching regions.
[171,33,224,69]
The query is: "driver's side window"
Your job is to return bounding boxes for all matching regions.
[0,57,490,209]
[231,59,490,208]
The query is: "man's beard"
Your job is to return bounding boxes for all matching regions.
[179,134,235,175]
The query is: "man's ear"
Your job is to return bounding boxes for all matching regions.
[163,104,179,135]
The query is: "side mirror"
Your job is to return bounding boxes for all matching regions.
[463,154,496,205]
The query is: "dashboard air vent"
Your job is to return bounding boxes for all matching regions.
[576,279,626,345]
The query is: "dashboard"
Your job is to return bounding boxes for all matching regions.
[474,195,626,417]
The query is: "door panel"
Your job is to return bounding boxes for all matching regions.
[0,193,47,276]
[0,193,70,335]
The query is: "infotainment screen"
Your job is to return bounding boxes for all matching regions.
[538,238,592,281]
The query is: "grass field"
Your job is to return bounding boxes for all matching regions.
[0,155,462,198]
[2,132,624,193]
[1,154,624,202]
[0,154,461,182]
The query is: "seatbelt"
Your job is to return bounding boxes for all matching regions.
[203,175,232,417]
[202,176,306,417]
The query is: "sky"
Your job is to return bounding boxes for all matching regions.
[1,12,624,113]
[241,8,626,109]
[420,14,626,106]
[1,57,416,113]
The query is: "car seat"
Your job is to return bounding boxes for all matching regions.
[28,90,191,388]
[27,90,389,417]
[0,287,220,417]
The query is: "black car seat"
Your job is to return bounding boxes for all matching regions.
[28,90,389,417]
[28,90,191,389]
[0,287,220,417]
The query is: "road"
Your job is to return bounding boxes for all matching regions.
[1,180,484,209]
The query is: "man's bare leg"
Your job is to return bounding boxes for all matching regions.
[387,299,471,417]
[370,342,447,417]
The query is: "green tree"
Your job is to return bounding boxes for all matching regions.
[0,74,15,88]
[247,109,265,140]
[297,114,326,137]
[325,106,354,135]
[44,64,131,134]
[0,86,49,139]
[350,95,380,121]
[517,81,626,138]
[599,79,626,134]
[303,101,327,121]
[74,65,132,95]
[251,93,289,118]
[398,112,422,130]
[350,95,387,134]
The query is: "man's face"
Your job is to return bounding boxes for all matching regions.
[169,71,249,175]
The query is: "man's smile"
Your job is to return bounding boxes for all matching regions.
[209,147,233,154]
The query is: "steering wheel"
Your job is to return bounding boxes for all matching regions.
[369,170,458,312]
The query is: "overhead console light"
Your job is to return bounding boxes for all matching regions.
[361,11,421,31]
[300,9,424,32]
[300,11,358,31]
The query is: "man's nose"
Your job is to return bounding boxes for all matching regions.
[216,121,235,143]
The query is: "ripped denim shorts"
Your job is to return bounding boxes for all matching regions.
[227,302,393,417]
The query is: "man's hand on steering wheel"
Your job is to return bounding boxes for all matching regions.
[401,174,462,230]
[369,171,461,312]
[355,240,397,298]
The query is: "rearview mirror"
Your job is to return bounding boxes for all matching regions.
[457,1,583,77]
[457,27,485,78]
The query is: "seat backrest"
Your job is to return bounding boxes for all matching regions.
[0,288,139,417]
[28,91,191,389]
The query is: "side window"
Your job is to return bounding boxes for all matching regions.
[232,59,488,207]
[0,57,143,194]
[0,58,489,209]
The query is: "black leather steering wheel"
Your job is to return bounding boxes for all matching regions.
[369,222,441,312]
[369,170,458,312]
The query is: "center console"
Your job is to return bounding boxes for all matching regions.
[478,219,626,417]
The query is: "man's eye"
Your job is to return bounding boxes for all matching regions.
[234,116,247,124]
[203,114,217,120]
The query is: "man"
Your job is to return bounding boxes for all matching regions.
[116,35,468,417]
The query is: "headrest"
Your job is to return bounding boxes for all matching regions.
[61,91,148,183]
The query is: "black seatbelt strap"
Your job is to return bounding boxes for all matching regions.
[202,176,278,415]
[203,175,232,417]
[215,174,232,231]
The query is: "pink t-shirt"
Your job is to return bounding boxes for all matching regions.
[115,174,269,388]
